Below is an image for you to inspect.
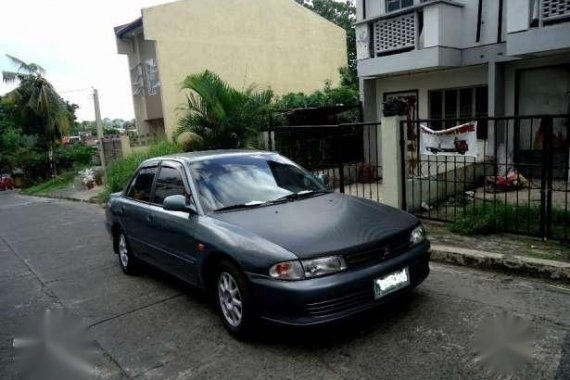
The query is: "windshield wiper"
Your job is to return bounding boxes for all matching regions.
[270,190,331,204]
[214,201,267,212]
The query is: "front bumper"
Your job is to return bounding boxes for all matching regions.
[247,241,430,326]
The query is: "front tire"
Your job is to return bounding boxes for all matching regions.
[117,231,139,275]
[216,261,257,340]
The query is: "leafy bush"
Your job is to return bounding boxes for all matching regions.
[272,81,360,125]
[274,81,359,110]
[54,144,93,169]
[449,202,506,235]
[104,141,181,197]
[450,201,570,237]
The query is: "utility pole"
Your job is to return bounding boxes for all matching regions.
[93,88,106,177]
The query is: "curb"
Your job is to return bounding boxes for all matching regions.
[19,192,103,206]
[430,244,570,283]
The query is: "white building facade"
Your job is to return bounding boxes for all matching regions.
[356,0,570,157]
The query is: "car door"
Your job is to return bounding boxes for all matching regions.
[147,161,200,284]
[119,165,158,261]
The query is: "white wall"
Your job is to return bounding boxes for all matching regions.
[375,65,488,118]
[360,0,507,49]
[506,0,530,33]
[364,0,386,20]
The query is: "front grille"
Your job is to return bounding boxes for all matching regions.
[344,234,411,268]
[306,287,374,317]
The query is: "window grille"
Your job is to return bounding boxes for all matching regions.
[542,0,570,22]
[373,13,416,55]
[131,64,144,97]
[145,59,160,96]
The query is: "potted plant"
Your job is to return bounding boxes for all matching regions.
[79,168,96,190]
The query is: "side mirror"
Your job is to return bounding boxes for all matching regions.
[317,173,330,187]
[163,195,191,213]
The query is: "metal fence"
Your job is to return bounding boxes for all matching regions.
[101,135,124,164]
[269,122,384,202]
[400,114,570,242]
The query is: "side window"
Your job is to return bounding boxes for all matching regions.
[152,166,187,205]
[126,167,157,202]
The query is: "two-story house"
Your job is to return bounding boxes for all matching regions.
[115,0,347,140]
[356,0,570,161]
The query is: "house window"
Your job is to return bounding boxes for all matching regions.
[428,86,488,139]
[386,0,414,13]
[130,64,144,97]
[145,59,161,96]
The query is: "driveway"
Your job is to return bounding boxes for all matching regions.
[0,190,569,379]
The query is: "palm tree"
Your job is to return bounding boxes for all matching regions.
[2,55,72,176]
[177,71,273,150]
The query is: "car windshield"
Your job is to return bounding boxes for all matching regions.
[187,154,327,212]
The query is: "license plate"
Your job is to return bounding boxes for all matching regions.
[374,267,410,299]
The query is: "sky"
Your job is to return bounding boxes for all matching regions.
[0,0,177,121]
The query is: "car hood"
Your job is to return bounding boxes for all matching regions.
[210,193,419,259]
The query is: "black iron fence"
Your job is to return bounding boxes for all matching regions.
[400,114,570,242]
[269,122,384,202]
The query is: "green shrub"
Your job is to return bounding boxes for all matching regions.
[54,144,94,169]
[450,200,570,237]
[104,141,181,199]
[21,170,77,195]
[449,202,507,235]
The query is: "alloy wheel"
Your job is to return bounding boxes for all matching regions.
[119,234,129,268]
[218,272,243,327]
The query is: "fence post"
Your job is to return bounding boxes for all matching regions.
[381,115,404,208]
[120,135,132,157]
[338,164,345,193]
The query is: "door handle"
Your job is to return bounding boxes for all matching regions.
[117,206,125,215]
[146,213,154,223]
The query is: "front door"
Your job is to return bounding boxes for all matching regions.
[147,163,199,284]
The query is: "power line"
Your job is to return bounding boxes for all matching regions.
[59,87,93,94]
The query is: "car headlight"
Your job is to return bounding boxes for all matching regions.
[269,256,347,280]
[302,256,347,278]
[410,225,425,246]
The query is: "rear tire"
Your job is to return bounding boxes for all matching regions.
[117,230,139,275]
[215,261,257,340]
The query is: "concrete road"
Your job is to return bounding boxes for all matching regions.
[0,190,569,380]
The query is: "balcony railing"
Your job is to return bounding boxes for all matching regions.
[543,0,570,21]
[372,12,417,56]
[531,0,570,26]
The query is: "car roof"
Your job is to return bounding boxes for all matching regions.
[140,149,276,166]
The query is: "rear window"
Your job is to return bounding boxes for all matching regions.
[126,167,157,202]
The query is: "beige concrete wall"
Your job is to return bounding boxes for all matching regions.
[142,0,347,139]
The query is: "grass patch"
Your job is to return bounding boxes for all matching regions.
[102,141,181,203]
[449,200,570,239]
[21,170,78,196]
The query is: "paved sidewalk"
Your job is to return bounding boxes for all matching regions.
[47,185,105,203]
[426,222,570,282]
[426,223,570,263]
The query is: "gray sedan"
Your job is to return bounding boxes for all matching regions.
[105,150,430,339]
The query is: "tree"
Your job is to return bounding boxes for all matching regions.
[177,71,273,150]
[296,0,357,88]
[2,55,72,176]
